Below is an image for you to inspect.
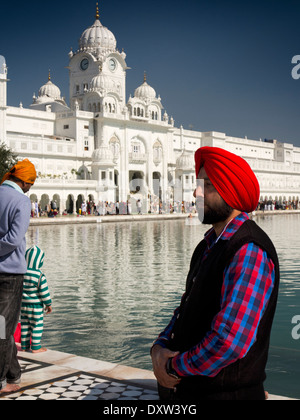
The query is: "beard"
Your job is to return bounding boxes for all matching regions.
[196,197,233,224]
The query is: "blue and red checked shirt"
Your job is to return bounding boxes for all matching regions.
[154,212,275,378]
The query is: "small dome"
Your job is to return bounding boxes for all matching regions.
[38,73,61,100]
[79,18,116,52]
[92,145,114,165]
[90,71,113,92]
[134,74,156,100]
[176,150,194,171]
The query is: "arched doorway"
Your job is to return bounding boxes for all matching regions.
[52,194,60,212]
[129,171,145,193]
[153,172,162,200]
[114,170,119,202]
[40,194,50,213]
[76,194,85,214]
[66,194,74,214]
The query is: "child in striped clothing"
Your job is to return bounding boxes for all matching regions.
[21,246,52,353]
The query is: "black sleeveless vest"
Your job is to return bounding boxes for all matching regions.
[169,219,280,397]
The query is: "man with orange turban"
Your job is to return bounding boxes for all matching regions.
[1,158,37,191]
[152,147,279,400]
[0,158,36,394]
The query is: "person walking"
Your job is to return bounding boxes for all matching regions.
[136,199,142,214]
[0,159,36,394]
[21,246,52,353]
[151,147,280,401]
[81,200,87,216]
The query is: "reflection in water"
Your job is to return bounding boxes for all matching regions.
[26,220,206,367]
[26,215,300,398]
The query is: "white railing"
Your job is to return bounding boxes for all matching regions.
[35,179,97,186]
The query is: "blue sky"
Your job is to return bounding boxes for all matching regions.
[1,0,300,145]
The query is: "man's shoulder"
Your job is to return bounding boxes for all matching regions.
[0,185,30,206]
[229,219,279,265]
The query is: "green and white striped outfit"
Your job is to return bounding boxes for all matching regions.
[21,246,52,351]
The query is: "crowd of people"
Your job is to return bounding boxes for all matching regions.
[30,197,300,218]
[257,199,300,211]
[30,199,198,217]
[85,200,197,216]
[30,200,59,218]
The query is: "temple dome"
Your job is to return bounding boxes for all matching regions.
[134,74,156,100]
[92,145,114,165]
[90,71,113,92]
[79,14,116,53]
[38,76,61,100]
[176,150,194,171]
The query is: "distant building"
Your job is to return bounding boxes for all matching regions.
[1,6,300,213]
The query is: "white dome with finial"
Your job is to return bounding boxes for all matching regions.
[37,71,62,101]
[79,3,116,53]
[134,73,156,100]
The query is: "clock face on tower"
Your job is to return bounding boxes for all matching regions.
[108,58,117,72]
[80,58,89,71]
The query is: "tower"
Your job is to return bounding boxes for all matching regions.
[68,3,128,114]
[68,4,129,201]
[0,55,8,146]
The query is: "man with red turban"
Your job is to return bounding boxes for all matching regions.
[194,146,260,214]
[152,147,279,400]
[0,159,36,394]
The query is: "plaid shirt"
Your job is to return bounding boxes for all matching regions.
[154,212,275,378]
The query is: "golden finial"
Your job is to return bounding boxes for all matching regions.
[144,71,147,83]
[95,2,100,19]
[48,69,51,81]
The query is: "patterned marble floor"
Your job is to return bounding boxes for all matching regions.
[0,350,293,401]
[3,372,158,401]
[0,351,159,401]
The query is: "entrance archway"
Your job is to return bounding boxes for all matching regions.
[76,194,85,214]
[153,172,162,199]
[40,194,50,212]
[66,194,74,214]
[129,171,145,193]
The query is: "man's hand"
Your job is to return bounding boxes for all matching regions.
[151,344,181,389]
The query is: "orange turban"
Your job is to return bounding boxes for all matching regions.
[195,147,260,213]
[1,159,37,185]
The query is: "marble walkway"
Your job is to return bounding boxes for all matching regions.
[0,348,294,401]
[0,348,159,401]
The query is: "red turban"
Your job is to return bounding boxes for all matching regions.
[194,147,260,213]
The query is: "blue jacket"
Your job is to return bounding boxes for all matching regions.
[0,183,31,274]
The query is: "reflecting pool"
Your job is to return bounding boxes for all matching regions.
[26,214,300,399]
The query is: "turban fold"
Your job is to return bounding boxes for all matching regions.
[1,159,37,185]
[195,146,260,213]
